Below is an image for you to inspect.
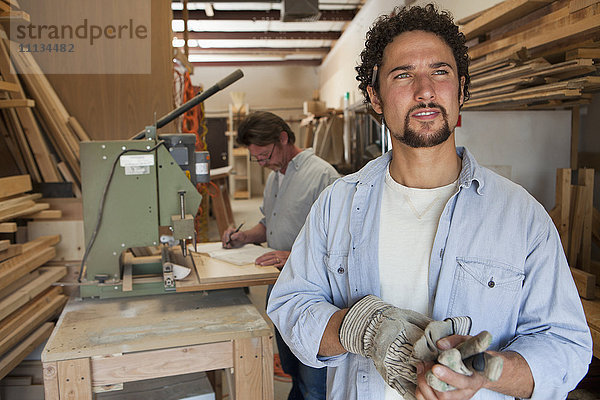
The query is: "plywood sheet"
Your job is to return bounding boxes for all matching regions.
[23,0,175,140]
[192,252,279,284]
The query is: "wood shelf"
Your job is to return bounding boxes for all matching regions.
[233,190,250,199]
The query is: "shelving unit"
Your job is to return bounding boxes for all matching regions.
[231,147,251,199]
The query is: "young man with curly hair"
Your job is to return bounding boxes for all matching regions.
[267,4,592,400]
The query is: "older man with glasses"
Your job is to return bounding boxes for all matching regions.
[221,110,339,400]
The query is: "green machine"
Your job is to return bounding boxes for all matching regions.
[78,70,243,298]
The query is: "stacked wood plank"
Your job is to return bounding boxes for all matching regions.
[0,227,66,381]
[0,173,67,382]
[0,175,64,223]
[549,168,597,299]
[0,21,89,196]
[461,0,600,110]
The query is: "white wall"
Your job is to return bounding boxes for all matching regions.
[319,0,398,108]
[456,111,571,209]
[319,0,571,210]
[191,65,319,120]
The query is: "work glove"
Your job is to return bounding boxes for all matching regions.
[339,295,471,400]
[424,331,504,392]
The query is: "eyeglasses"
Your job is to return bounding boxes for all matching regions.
[250,143,275,163]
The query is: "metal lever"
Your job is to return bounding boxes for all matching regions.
[178,190,187,256]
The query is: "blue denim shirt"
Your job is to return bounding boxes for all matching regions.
[267,147,592,400]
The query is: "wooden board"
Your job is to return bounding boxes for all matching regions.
[0,222,16,233]
[28,210,62,219]
[0,193,41,209]
[0,246,56,293]
[191,252,279,284]
[0,244,22,262]
[570,266,596,299]
[0,175,30,200]
[0,322,53,380]
[581,287,600,358]
[0,99,34,108]
[0,202,50,222]
[42,289,271,363]
[90,342,233,388]
[28,221,83,261]
[0,269,39,302]
[0,266,66,322]
[0,286,67,357]
[461,0,554,40]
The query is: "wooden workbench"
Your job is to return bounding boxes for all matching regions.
[41,289,274,399]
[582,290,600,359]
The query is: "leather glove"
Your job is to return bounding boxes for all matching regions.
[425,331,504,392]
[339,295,471,400]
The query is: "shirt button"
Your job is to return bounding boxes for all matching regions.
[439,248,444,258]
[269,231,272,235]
[273,212,276,216]
[488,280,495,288]
[337,267,345,274]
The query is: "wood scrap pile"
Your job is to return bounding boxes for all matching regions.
[460,0,600,110]
[549,168,598,299]
[0,19,89,197]
[0,179,67,382]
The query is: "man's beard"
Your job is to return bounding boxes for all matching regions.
[390,102,452,148]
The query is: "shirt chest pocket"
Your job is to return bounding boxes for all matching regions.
[324,253,348,276]
[448,257,524,337]
[324,252,349,307]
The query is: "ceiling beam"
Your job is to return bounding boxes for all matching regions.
[175,31,341,40]
[192,59,322,67]
[172,9,356,21]
[188,46,330,55]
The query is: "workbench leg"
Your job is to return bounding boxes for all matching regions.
[261,335,274,400]
[43,362,60,400]
[206,369,223,400]
[57,358,93,400]
[234,336,273,400]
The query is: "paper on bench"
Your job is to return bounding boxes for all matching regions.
[188,242,276,266]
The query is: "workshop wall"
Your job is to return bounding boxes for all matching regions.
[319,0,572,211]
[191,64,319,122]
[456,110,571,210]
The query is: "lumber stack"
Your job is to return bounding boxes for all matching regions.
[549,168,598,299]
[0,22,89,196]
[0,174,67,381]
[0,209,66,382]
[460,0,600,110]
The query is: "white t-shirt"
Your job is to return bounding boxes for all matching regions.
[379,165,458,400]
